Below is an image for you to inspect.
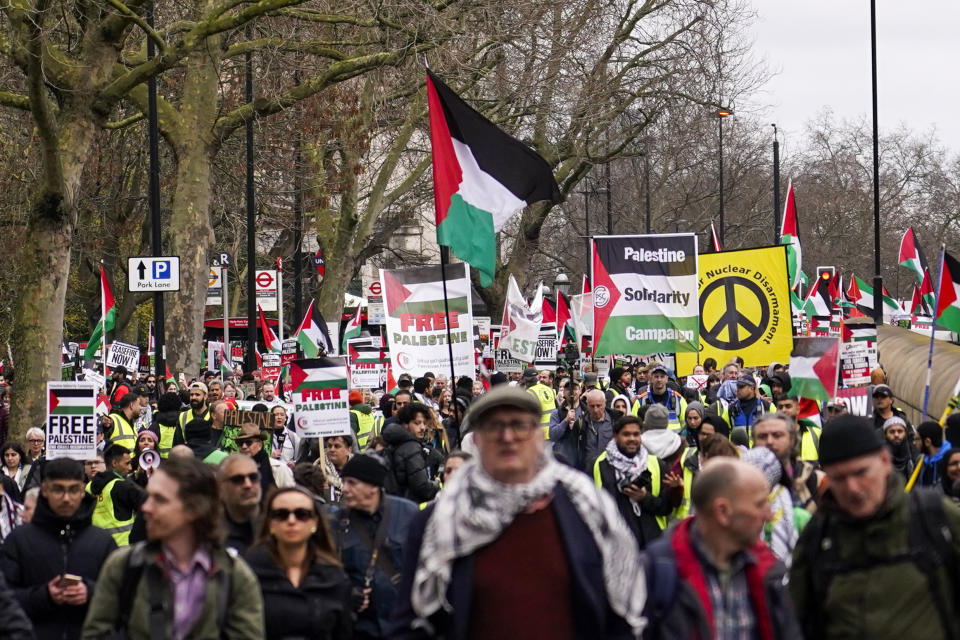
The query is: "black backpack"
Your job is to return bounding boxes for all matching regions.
[798,489,959,640]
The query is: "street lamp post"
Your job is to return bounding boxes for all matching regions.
[554,272,570,297]
[715,107,733,246]
[869,0,884,325]
[772,124,781,245]
[644,151,652,234]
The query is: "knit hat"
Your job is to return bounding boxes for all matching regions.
[184,418,212,443]
[643,429,682,460]
[643,404,669,430]
[818,415,884,466]
[702,413,730,439]
[882,416,907,432]
[341,454,388,487]
[489,371,508,387]
[136,429,159,445]
[158,392,182,413]
[741,446,782,489]
[348,390,363,406]
[610,367,626,384]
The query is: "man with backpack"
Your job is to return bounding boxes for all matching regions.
[790,415,960,639]
[639,458,800,639]
[380,403,440,502]
[82,455,263,639]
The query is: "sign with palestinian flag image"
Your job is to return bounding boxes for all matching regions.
[380,263,475,379]
[289,357,351,438]
[346,338,389,388]
[789,337,841,404]
[46,381,98,460]
[592,234,699,356]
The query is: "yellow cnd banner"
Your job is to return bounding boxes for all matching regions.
[675,245,793,374]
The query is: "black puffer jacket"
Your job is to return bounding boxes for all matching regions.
[0,494,116,640]
[381,424,438,503]
[245,546,352,640]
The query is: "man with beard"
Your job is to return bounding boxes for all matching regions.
[592,415,672,549]
[178,382,211,435]
[882,416,919,480]
[631,365,686,431]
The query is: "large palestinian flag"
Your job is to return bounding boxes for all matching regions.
[789,337,840,404]
[427,70,562,286]
[935,250,960,333]
[898,227,928,284]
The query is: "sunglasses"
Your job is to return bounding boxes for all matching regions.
[269,508,316,522]
[237,439,258,448]
[227,472,261,485]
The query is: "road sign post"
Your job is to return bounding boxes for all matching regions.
[127,257,181,291]
[276,257,284,342]
[212,252,233,370]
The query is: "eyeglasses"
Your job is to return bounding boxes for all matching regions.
[46,484,84,497]
[227,472,261,486]
[28,439,44,444]
[237,439,258,449]
[475,420,539,437]
[269,508,316,522]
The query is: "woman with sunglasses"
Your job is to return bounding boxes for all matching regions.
[246,487,352,639]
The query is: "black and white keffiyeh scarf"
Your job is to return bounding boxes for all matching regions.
[603,439,649,516]
[410,450,648,637]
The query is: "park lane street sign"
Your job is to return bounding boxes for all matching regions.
[127,256,181,291]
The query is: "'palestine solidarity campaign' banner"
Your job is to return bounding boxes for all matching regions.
[380,263,475,379]
[676,245,792,372]
[592,234,699,356]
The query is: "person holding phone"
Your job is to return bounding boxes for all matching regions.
[591,415,673,549]
[0,458,116,640]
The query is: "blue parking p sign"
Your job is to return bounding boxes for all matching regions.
[127,257,180,292]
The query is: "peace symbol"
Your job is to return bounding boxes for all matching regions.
[700,276,769,350]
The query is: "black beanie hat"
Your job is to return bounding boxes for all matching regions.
[158,392,182,413]
[819,414,884,466]
[341,454,387,487]
[184,418,212,442]
[702,413,730,439]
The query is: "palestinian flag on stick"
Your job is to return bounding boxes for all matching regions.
[898,227,928,284]
[341,305,362,352]
[49,386,95,416]
[556,292,575,345]
[935,249,960,333]
[295,299,333,358]
[165,366,176,387]
[797,398,823,429]
[780,181,803,288]
[258,305,282,354]
[220,352,232,380]
[910,285,923,315]
[850,275,898,319]
[84,264,116,361]
[920,268,936,315]
[427,70,561,286]
[790,337,841,404]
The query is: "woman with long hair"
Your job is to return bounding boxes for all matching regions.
[246,487,352,639]
[1,441,28,491]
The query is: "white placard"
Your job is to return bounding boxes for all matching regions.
[46,381,98,461]
[106,341,140,371]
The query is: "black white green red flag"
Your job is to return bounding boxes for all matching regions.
[779,181,803,288]
[935,250,960,333]
[427,70,561,286]
[898,227,928,284]
[258,305,281,354]
[789,337,840,404]
[591,234,699,356]
[84,265,116,361]
[295,299,333,359]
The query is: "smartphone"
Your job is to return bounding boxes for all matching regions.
[58,574,82,588]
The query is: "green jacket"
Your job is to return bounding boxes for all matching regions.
[82,543,264,640]
[790,473,960,639]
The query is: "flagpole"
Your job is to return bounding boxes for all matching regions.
[922,244,946,421]
[101,260,107,377]
[438,247,461,425]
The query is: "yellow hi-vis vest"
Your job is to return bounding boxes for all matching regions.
[630,391,687,432]
[351,409,375,449]
[527,383,557,439]
[592,450,666,530]
[800,425,821,463]
[157,424,177,458]
[178,407,211,430]
[674,448,698,520]
[87,476,134,546]
[107,414,137,447]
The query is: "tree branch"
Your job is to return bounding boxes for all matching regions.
[105,112,145,129]
[0,91,30,110]
[222,38,347,61]
[103,0,166,53]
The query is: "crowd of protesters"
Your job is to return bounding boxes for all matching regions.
[0,355,958,639]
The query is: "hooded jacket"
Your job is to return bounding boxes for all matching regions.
[0,494,116,640]
[381,423,438,503]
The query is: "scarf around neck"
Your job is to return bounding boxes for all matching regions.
[604,438,648,483]
[410,450,647,637]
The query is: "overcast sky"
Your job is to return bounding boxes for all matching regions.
[745,1,959,154]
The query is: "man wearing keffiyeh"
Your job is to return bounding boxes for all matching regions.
[388,386,647,639]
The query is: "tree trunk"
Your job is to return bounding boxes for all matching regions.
[164,44,219,376]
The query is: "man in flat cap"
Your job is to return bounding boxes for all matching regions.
[791,415,960,639]
[389,386,646,639]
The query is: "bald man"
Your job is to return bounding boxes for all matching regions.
[639,459,801,639]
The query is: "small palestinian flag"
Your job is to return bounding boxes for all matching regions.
[258,305,282,354]
[427,70,562,287]
[780,181,803,288]
[341,305,362,352]
[556,292,575,346]
[289,357,349,393]
[850,275,898,318]
[48,384,95,416]
[220,352,232,380]
[842,322,877,343]
[84,264,116,361]
[797,397,823,429]
[898,227,928,284]
[935,250,960,333]
[790,337,841,404]
[296,299,333,358]
[803,272,832,318]
[920,268,936,315]
[165,366,176,387]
